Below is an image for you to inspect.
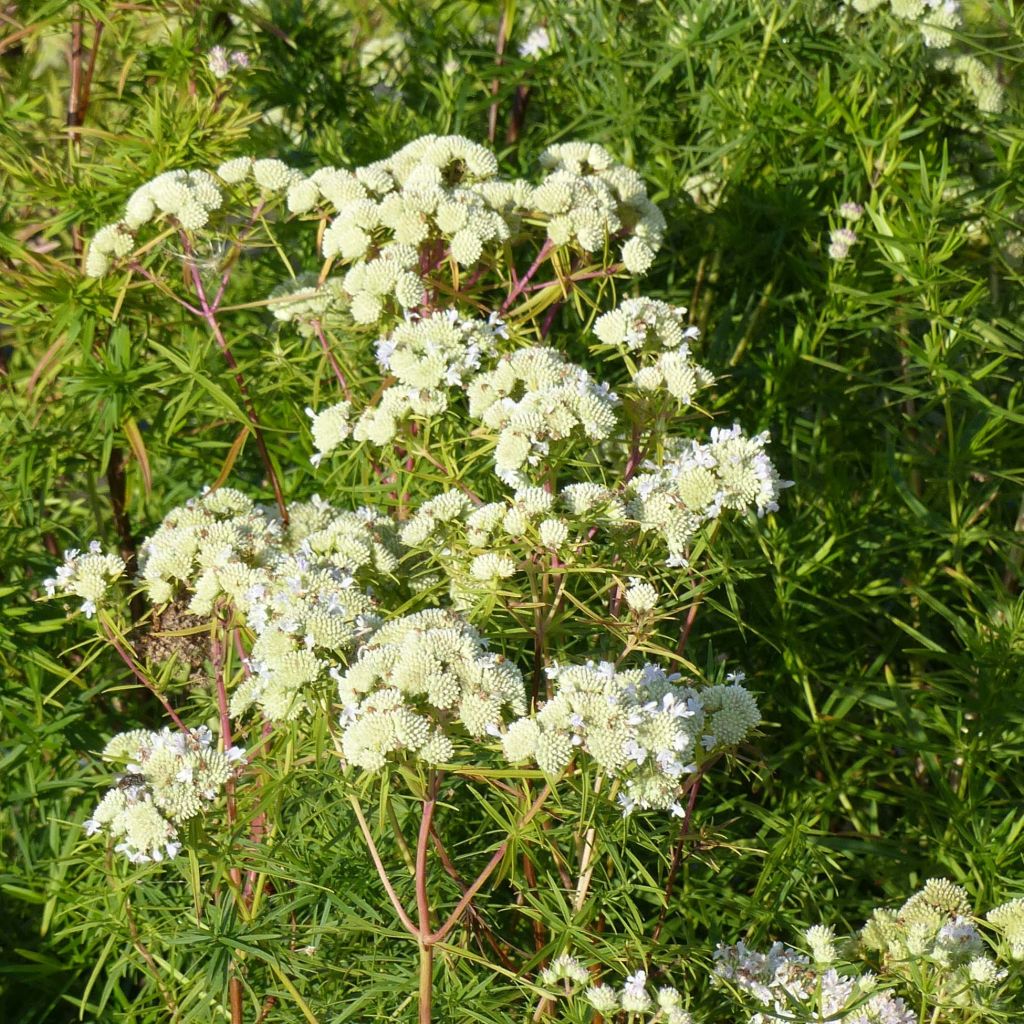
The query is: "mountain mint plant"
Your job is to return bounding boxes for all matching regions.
[43,120,1011,1024]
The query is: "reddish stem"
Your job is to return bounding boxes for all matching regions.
[312,320,352,399]
[500,239,555,313]
[186,254,289,524]
[100,620,191,734]
[429,783,550,944]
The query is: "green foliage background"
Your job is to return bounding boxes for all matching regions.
[1,0,1022,1021]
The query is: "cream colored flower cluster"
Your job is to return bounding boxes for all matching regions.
[468,346,620,487]
[535,141,666,274]
[627,426,791,565]
[398,485,577,604]
[43,540,125,618]
[288,135,515,323]
[289,135,665,321]
[500,660,759,815]
[862,879,1008,992]
[85,168,226,276]
[334,609,527,770]
[344,309,505,445]
[845,2,1002,112]
[84,158,306,278]
[711,879,1013,1023]
[226,501,398,721]
[544,958,692,1023]
[594,297,714,405]
[138,488,400,720]
[84,726,243,864]
[987,898,1024,961]
[137,487,283,613]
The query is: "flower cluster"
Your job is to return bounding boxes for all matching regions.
[845,1,1003,112]
[334,609,527,770]
[344,309,505,445]
[397,486,578,605]
[500,660,759,814]
[137,488,398,719]
[594,297,713,404]
[712,939,911,1024]
[289,135,515,322]
[84,726,243,864]
[535,141,666,274]
[626,426,791,564]
[987,898,1024,960]
[468,346,620,487]
[207,46,249,79]
[544,957,692,1023]
[43,540,125,617]
[85,169,224,275]
[712,879,1014,1023]
[85,155,317,277]
[258,135,661,324]
[862,878,1008,992]
[137,487,282,612]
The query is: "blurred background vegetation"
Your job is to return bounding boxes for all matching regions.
[1,0,1022,1020]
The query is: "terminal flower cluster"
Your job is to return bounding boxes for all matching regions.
[500,660,759,815]
[627,426,791,564]
[544,957,692,1023]
[84,726,243,864]
[334,609,527,770]
[844,1,1003,112]
[137,488,399,720]
[861,878,1009,994]
[43,540,125,618]
[468,346,620,487]
[594,297,713,404]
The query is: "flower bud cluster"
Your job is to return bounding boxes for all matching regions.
[594,298,698,352]
[43,541,125,618]
[468,347,620,487]
[334,609,527,770]
[626,426,791,564]
[289,135,514,323]
[216,157,306,194]
[85,156,312,277]
[500,660,759,815]
[83,726,243,864]
[534,142,666,274]
[228,501,398,721]
[137,487,283,612]
[137,488,399,720]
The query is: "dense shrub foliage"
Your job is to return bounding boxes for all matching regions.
[1,2,1023,1023]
